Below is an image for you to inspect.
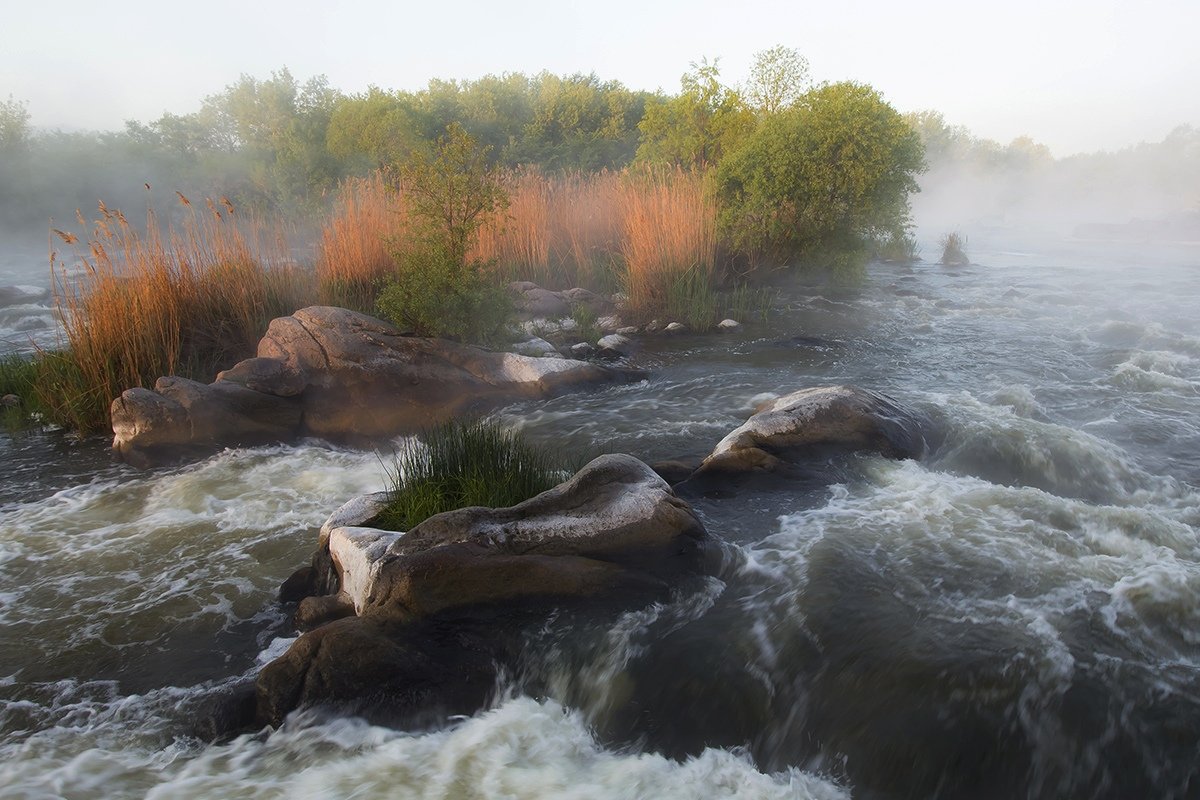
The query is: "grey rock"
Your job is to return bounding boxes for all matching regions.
[717,319,742,332]
[664,322,687,334]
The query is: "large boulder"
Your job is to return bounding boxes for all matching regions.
[687,386,927,482]
[258,454,710,725]
[111,307,643,465]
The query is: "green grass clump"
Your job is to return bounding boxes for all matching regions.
[666,266,719,331]
[877,232,921,264]
[939,232,969,266]
[374,419,571,531]
[721,282,776,323]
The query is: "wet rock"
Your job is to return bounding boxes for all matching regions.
[255,616,499,728]
[215,356,306,397]
[112,307,644,466]
[645,319,664,333]
[259,454,710,725]
[562,287,614,314]
[687,386,927,482]
[664,322,687,334]
[596,333,631,352]
[616,326,639,335]
[717,319,741,332]
[512,337,559,358]
[569,342,597,359]
[0,285,50,307]
[111,378,302,468]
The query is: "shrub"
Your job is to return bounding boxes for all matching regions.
[939,232,970,265]
[876,232,921,264]
[716,81,925,267]
[374,419,570,531]
[375,243,513,346]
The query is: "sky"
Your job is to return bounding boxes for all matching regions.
[3,0,1198,157]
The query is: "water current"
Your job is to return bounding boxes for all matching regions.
[1,233,1198,798]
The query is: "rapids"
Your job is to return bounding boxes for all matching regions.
[2,233,1199,798]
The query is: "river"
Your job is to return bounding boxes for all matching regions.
[1,233,1198,798]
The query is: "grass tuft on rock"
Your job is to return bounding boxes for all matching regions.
[939,232,970,266]
[375,419,571,531]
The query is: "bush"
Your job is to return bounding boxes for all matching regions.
[375,243,513,345]
[374,419,570,531]
[940,232,969,265]
[876,232,921,264]
[716,81,925,267]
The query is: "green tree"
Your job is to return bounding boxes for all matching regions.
[376,123,512,343]
[717,81,925,266]
[636,58,755,168]
[745,45,810,115]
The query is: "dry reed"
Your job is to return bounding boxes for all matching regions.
[47,197,311,431]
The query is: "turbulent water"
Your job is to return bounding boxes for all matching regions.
[2,234,1199,799]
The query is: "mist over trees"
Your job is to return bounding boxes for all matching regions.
[2,51,1196,255]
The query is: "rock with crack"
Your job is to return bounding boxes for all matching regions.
[683,386,928,486]
[111,307,644,466]
[258,454,711,726]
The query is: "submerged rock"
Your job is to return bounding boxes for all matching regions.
[259,454,710,726]
[683,386,927,486]
[111,307,644,467]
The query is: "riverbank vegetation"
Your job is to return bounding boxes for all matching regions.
[374,419,570,532]
[5,47,932,433]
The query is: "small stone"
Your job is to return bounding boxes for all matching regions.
[512,337,559,358]
[597,334,631,353]
[644,320,664,333]
[597,315,623,333]
[664,322,687,334]
[717,319,742,332]
[616,326,639,335]
[1,394,20,408]
[570,342,597,359]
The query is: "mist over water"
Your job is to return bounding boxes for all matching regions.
[1,234,1199,798]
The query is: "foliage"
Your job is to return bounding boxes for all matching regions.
[716,81,925,267]
[939,232,970,265]
[374,419,569,532]
[375,124,513,345]
[745,45,810,115]
[666,267,719,331]
[0,353,43,430]
[876,231,922,263]
[721,283,776,323]
[636,59,755,169]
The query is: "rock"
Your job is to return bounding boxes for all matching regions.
[0,394,19,408]
[512,337,559,358]
[597,334,631,352]
[111,378,303,468]
[570,342,597,359]
[689,386,927,479]
[615,326,639,335]
[113,307,644,466]
[314,455,706,620]
[509,283,570,318]
[255,615,500,728]
[645,320,664,333]
[596,315,623,333]
[717,319,742,332]
[562,287,614,314]
[664,322,687,334]
[258,454,710,725]
[215,357,306,397]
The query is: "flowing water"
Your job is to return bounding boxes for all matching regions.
[1,234,1199,799]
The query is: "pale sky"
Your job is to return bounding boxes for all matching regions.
[3,0,1198,157]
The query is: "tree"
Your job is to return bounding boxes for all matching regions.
[745,45,810,115]
[375,123,512,343]
[716,81,925,266]
[636,58,755,168]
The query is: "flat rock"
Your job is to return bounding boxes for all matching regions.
[690,386,927,479]
[112,307,644,466]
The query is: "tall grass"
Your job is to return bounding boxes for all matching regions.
[315,166,719,321]
[374,419,570,532]
[48,197,312,432]
[618,167,718,326]
[316,171,406,312]
[939,232,969,266]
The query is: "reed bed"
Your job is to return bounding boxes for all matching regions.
[48,197,311,431]
[316,166,717,317]
[618,167,718,325]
